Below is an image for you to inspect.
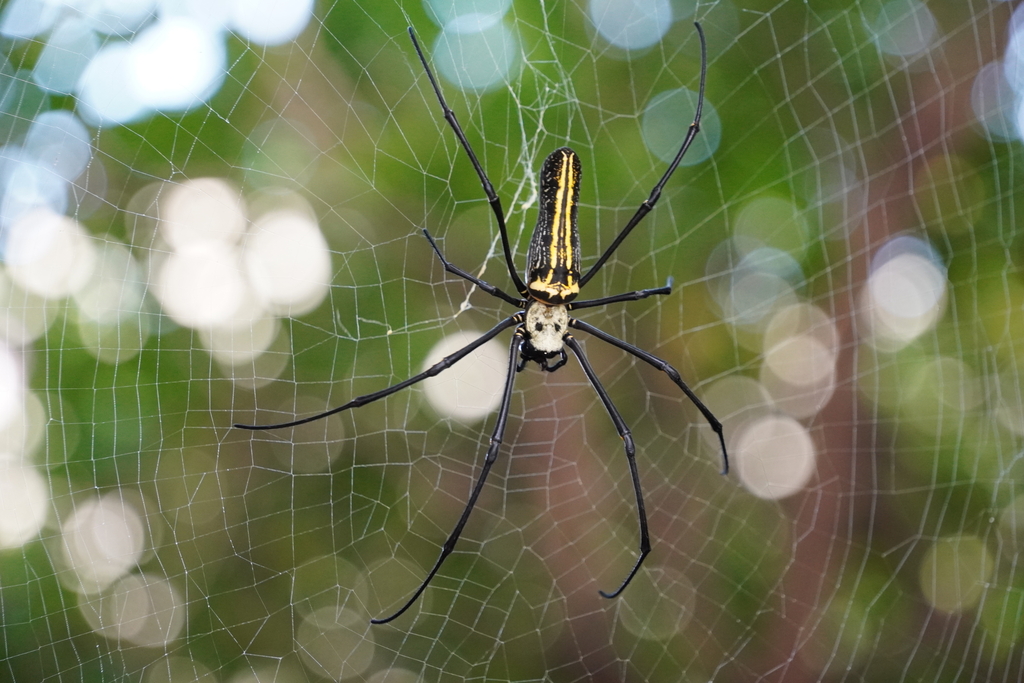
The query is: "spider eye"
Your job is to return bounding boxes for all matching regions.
[534,323,544,332]
[554,324,561,331]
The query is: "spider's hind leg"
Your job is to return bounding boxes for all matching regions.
[563,334,650,598]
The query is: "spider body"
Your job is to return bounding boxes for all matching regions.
[527,147,582,305]
[521,300,569,371]
[236,22,727,625]
[518,146,581,371]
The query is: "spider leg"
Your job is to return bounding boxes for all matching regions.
[372,330,525,624]
[422,229,524,307]
[234,314,521,431]
[578,22,706,289]
[569,318,728,475]
[570,277,673,311]
[563,335,649,599]
[408,27,529,297]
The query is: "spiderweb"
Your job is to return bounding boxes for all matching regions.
[2,0,1023,680]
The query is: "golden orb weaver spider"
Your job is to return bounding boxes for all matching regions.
[236,21,727,624]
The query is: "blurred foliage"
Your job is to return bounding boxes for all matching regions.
[4,0,1024,681]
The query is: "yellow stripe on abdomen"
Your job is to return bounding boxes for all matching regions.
[527,148,581,304]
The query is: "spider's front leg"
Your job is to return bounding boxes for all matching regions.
[421,229,523,307]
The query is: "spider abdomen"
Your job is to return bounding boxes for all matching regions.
[527,147,581,304]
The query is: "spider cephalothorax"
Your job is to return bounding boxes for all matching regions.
[521,301,569,371]
[237,22,727,625]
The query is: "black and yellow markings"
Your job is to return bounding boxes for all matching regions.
[527,147,582,304]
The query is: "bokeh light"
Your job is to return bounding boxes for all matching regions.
[0,268,54,345]
[366,669,423,683]
[642,87,719,166]
[734,415,817,500]
[971,62,1019,142]
[73,240,149,363]
[859,235,947,351]
[421,330,508,423]
[0,0,59,41]
[707,239,805,333]
[617,565,696,640]
[243,208,331,316]
[760,332,837,419]
[589,0,673,51]
[432,17,520,92]
[425,0,513,27]
[0,342,24,433]
[869,0,938,59]
[5,0,315,125]
[1003,5,1024,93]
[5,209,95,298]
[145,177,330,366]
[161,178,247,250]
[997,495,1024,561]
[199,315,281,367]
[919,535,994,614]
[78,573,185,647]
[77,43,148,125]
[130,18,225,112]
[295,606,376,679]
[229,0,315,46]
[32,18,98,94]
[57,493,148,595]
[155,242,248,328]
[0,459,47,548]
[733,196,810,259]
[3,1,1023,681]
[24,110,92,181]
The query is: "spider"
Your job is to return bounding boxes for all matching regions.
[236,21,727,624]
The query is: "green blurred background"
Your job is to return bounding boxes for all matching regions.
[2,0,1024,681]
